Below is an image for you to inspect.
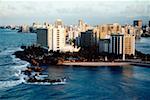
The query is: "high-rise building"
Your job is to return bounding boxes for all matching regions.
[80,29,96,48]
[99,39,110,53]
[109,33,124,55]
[109,33,135,56]
[37,28,50,48]
[98,24,108,39]
[124,34,135,55]
[51,26,66,51]
[37,20,66,51]
[112,23,122,33]
[96,23,122,39]
[107,23,122,34]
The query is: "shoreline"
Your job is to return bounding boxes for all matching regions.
[58,62,131,67]
[13,45,150,68]
[58,61,150,67]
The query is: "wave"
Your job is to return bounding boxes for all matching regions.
[0,47,66,89]
[0,63,16,67]
[24,81,66,85]
[0,73,25,89]
[0,47,23,56]
[0,80,23,89]
[0,47,29,89]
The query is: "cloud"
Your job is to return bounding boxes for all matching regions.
[0,0,149,25]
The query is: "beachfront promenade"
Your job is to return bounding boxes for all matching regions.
[60,60,150,67]
[61,62,130,66]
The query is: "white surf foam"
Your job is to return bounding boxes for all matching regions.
[24,81,66,85]
[0,74,25,89]
[0,47,29,89]
[0,80,22,89]
[11,54,30,70]
[0,47,23,56]
[0,47,67,88]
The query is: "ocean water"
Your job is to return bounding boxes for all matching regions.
[0,29,150,100]
[136,38,150,54]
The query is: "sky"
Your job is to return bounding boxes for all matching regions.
[0,0,150,25]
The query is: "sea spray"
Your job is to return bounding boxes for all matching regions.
[0,47,29,89]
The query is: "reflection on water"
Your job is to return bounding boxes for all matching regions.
[48,66,67,79]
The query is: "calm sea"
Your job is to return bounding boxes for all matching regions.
[0,29,150,100]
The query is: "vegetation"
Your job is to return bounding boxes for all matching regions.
[14,45,63,66]
[14,45,150,67]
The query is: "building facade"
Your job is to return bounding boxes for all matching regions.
[124,34,135,55]
[37,25,66,51]
[51,26,66,51]
[109,33,124,55]
[37,28,49,48]
[99,39,110,53]
[80,29,96,48]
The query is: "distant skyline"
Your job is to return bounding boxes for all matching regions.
[0,0,150,25]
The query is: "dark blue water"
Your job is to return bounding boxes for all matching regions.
[136,38,150,54]
[0,29,150,100]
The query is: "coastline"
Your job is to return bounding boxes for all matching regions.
[13,45,150,68]
[58,61,150,67]
[58,62,131,67]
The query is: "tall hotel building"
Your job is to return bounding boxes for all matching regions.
[51,25,66,51]
[37,19,66,51]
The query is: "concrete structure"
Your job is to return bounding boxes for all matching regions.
[124,34,135,55]
[96,23,122,40]
[111,23,122,33]
[51,26,66,51]
[99,39,110,53]
[80,29,96,48]
[37,23,66,51]
[109,33,135,56]
[109,33,124,55]
[98,24,108,39]
[37,28,49,48]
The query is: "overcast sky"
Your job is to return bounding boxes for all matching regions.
[0,0,150,25]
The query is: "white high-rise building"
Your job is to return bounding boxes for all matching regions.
[50,26,66,51]
[36,20,66,52]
